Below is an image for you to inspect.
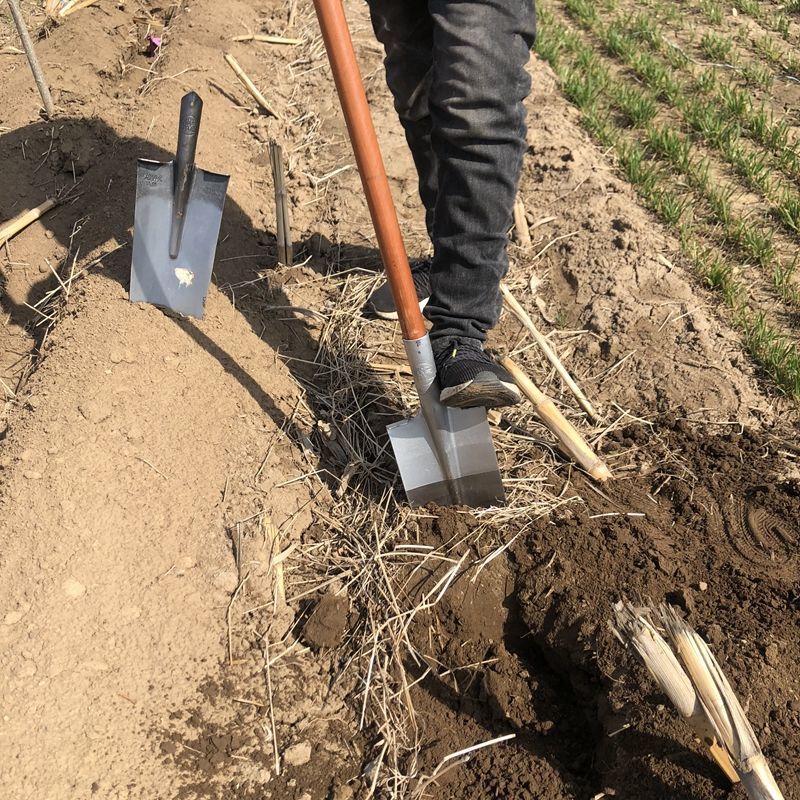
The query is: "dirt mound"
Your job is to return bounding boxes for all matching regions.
[401,419,799,798]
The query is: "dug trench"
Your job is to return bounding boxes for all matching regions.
[400,419,800,798]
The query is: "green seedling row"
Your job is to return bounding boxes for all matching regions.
[536,9,800,395]
[555,2,800,280]
[587,6,800,162]
[569,8,800,176]
[544,10,800,279]
[696,0,800,52]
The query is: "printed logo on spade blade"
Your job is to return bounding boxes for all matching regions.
[174,268,195,287]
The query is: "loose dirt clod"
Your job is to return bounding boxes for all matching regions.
[302,592,349,649]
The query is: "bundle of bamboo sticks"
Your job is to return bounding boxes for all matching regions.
[612,603,785,799]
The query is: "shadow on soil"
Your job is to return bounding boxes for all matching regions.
[0,117,402,499]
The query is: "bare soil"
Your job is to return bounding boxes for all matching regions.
[1,1,798,799]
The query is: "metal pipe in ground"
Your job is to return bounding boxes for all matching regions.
[6,0,55,118]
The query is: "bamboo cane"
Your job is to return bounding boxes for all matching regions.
[269,141,292,266]
[6,0,55,118]
[232,34,303,45]
[501,356,611,481]
[500,282,599,421]
[661,606,785,800]
[513,197,531,248]
[611,603,739,783]
[223,53,280,119]
[0,198,57,246]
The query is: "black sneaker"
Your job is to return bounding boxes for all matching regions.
[433,338,522,409]
[364,259,432,320]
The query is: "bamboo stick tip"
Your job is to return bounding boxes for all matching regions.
[589,462,613,482]
[708,741,740,785]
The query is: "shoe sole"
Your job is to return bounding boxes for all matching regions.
[369,296,429,321]
[440,373,522,410]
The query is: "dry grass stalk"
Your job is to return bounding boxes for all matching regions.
[413,733,516,796]
[0,198,57,246]
[263,516,287,608]
[226,574,249,664]
[500,282,600,421]
[512,196,531,248]
[261,632,281,776]
[223,52,280,118]
[502,356,611,481]
[233,34,303,45]
[611,602,738,783]
[660,606,785,800]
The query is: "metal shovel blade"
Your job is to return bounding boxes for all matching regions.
[130,159,229,318]
[388,404,505,508]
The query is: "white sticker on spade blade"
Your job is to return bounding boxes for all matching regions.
[174,268,195,287]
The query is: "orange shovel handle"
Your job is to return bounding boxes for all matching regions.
[312,0,426,341]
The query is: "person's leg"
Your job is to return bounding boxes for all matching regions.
[363,0,437,320]
[366,0,437,238]
[425,0,536,344]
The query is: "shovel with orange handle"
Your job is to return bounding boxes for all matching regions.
[312,0,505,507]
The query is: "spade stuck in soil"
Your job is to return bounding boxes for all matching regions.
[312,0,504,508]
[130,91,229,319]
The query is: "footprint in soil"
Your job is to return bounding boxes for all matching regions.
[0,117,399,497]
[719,484,800,577]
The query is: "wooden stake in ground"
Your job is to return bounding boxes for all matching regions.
[6,0,55,118]
[501,355,611,481]
[500,282,599,421]
[223,52,280,119]
[0,198,57,246]
[269,140,293,266]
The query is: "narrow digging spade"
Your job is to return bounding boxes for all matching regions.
[312,0,505,507]
[130,92,229,318]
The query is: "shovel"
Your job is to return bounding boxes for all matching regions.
[130,92,229,318]
[312,0,504,507]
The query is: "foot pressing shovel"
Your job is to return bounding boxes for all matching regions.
[130,92,229,318]
[312,0,504,507]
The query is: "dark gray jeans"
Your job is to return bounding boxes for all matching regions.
[367,0,536,342]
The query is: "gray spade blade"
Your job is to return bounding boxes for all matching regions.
[388,405,505,507]
[130,159,229,319]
